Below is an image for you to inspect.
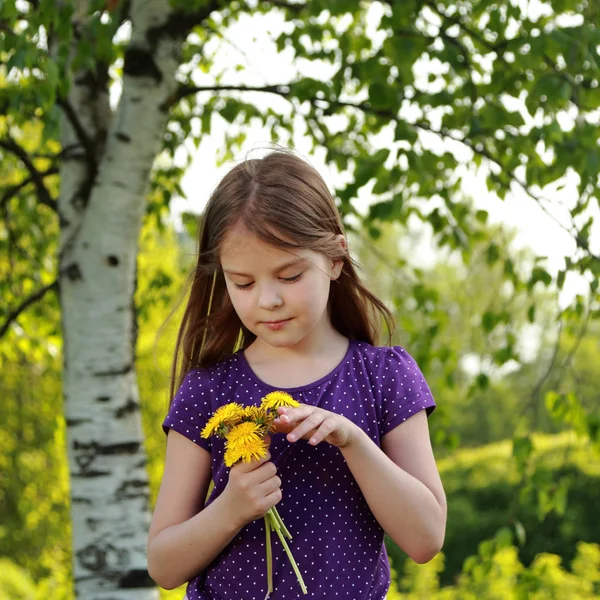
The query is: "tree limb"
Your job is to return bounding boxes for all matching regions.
[259,0,305,12]
[169,82,598,262]
[1,167,60,211]
[0,139,56,209]
[164,82,292,109]
[56,98,97,167]
[0,279,59,339]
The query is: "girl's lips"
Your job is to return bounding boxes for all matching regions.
[262,318,292,331]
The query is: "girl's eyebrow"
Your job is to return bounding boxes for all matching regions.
[223,257,307,277]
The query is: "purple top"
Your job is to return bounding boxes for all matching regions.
[162,340,436,600]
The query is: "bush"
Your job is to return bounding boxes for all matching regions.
[387,536,600,599]
[387,432,600,585]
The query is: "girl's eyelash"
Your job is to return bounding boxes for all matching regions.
[282,273,302,283]
[234,273,303,290]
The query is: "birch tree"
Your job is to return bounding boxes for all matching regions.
[0,0,598,598]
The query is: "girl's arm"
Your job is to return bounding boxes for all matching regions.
[147,431,237,590]
[339,410,446,563]
[275,405,446,564]
[147,431,282,590]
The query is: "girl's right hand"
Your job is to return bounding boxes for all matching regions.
[219,450,282,528]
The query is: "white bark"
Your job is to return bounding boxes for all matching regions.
[59,1,189,597]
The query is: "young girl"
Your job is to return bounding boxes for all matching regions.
[147,151,447,599]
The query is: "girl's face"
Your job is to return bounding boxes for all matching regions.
[220,226,344,351]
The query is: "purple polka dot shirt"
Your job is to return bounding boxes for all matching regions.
[162,340,436,600]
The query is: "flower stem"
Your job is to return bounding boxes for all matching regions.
[271,506,292,540]
[268,510,308,595]
[264,515,273,596]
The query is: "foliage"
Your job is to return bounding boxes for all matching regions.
[387,432,600,585]
[387,538,600,599]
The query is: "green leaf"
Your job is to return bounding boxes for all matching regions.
[486,242,500,265]
[513,435,534,470]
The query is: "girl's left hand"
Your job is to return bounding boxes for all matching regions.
[273,404,359,449]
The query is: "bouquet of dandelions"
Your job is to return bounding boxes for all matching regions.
[201,390,307,598]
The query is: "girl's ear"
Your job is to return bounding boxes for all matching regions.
[330,235,347,280]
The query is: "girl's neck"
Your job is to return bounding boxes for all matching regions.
[243,329,350,390]
[245,321,348,365]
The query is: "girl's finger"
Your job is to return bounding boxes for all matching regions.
[309,418,336,445]
[287,412,324,442]
[278,405,313,425]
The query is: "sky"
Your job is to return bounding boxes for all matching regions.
[166,7,598,318]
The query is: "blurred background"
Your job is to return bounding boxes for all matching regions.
[1,0,599,598]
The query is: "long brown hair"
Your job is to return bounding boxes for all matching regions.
[169,150,395,403]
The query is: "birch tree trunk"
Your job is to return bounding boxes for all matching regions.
[58,1,205,597]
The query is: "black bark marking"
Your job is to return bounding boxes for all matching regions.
[72,470,111,478]
[64,263,83,281]
[73,440,141,455]
[96,396,111,402]
[72,496,92,505]
[94,364,133,376]
[116,479,148,500]
[116,132,131,142]
[73,440,141,473]
[107,254,119,266]
[119,569,155,588]
[123,47,162,83]
[86,516,101,531]
[77,543,129,571]
[115,397,140,418]
[66,418,93,426]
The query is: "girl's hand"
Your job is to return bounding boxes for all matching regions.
[273,404,359,449]
[220,437,282,527]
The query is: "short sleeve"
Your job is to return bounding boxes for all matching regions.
[162,369,212,452]
[378,346,436,436]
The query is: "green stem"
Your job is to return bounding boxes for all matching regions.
[271,506,292,540]
[268,510,308,595]
[264,515,273,596]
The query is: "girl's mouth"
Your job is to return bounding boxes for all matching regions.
[262,318,292,331]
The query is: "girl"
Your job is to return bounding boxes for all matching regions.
[147,150,447,599]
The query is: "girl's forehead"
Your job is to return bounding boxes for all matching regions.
[220,227,311,265]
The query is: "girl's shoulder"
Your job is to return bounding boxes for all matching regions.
[351,340,424,375]
[184,352,242,384]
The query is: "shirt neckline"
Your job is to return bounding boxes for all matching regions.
[236,339,356,393]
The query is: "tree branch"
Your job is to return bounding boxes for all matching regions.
[0,279,59,339]
[168,82,598,261]
[259,0,305,12]
[1,167,60,211]
[0,139,56,209]
[164,83,292,110]
[56,98,97,167]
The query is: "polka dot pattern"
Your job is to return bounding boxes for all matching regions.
[162,341,436,600]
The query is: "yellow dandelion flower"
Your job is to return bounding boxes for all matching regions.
[260,391,300,411]
[224,444,241,467]
[201,402,244,438]
[224,437,268,467]
[226,421,262,445]
[241,405,268,422]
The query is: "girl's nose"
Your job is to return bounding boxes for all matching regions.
[257,284,283,310]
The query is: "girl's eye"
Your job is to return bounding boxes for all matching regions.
[281,273,303,283]
[233,273,303,290]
